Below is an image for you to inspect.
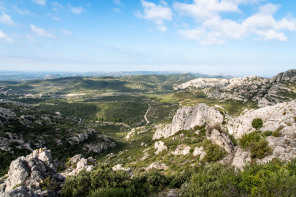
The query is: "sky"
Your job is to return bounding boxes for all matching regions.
[0,0,296,77]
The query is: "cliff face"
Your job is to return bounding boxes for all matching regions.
[175,70,296,107]
[153,103,224,140]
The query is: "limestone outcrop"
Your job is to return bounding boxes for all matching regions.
[153,104,223,140]
[154,141,167,155]
[0,148,63,197]
[175,69,296,107]
[226,100,296,139]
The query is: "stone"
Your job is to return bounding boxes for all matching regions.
[154,141,167,155]
[172,145,191,156]
[193,147,206,160]
[231,147,251,170]
[153,104,223,140]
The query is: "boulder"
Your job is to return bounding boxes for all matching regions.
[153,104,223,140]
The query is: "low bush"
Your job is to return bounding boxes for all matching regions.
[202,140,226,162]
[252,118,263,129]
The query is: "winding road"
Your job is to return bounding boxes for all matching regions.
[144,104,151,125]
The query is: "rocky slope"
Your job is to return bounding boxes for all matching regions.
[0,148,97,197]
[175,69,296,107]
[0,99,116,177]
[153,99,296,169]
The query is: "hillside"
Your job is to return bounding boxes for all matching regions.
[1,70,296,196]
[175,69,296,107]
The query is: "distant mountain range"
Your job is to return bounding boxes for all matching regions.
[0,71,234,81]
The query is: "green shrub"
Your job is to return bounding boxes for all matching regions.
[239,131,261,150]
[250,139,271,159]
[89,188,133,197]
[183,163,241,197]
[41,176,57,191]
[241,160,296,197]
[252,118,263,129]
[229,134,238,146]
[202,140,226,162]
[272,126,283,137]
[262,130,273,137]
[239,132,271,159]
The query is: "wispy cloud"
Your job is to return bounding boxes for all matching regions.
[0,12,15,25]
[12,5,33,15]
[70,6,83,14]
[0,30,14,42]
[32,0,46,6]
[175,1,296,45]
[137,0,172,32]
[30,24,55,38]
[61,29,72,36]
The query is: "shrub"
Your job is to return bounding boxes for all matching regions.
[229,134,238,146]
[239,131,261,150]
[202,140,226,162]
[252,118,263,129]
[272,126,283,137]
[41,176,57,191]
[183,163,241,197]
[250,139,271,159]
[89,188,133,197]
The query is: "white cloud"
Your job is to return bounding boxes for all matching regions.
[61,29,72,36]
[0,12,15,25]
[113,0,120,5]
[71,6,83,14]
[30,24,55,38]
[176,2,296,45]
[32,0,46,6]
[137,0,172,32]
[12,5,33,15]
[0,30,14,42]
[52,2,63,9]
[112,8,121,13]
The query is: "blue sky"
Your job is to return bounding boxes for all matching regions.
[0,0,296,76]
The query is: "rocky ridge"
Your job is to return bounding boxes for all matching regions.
[174,69,296,107]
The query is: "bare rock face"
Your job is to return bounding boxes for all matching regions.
[154,141,167,155]
[0,148,63,197]
[226,100,296,139]
[193,147,206,160]
[172,145,191,156]
[61,154,96,177]
[112,164,133,176]
[206,128,234,153]
[153,104,223,140]
[231,147,251,170]
[146,162,168,171]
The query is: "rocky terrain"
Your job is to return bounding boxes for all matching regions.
[175,69,296,107]
[0,148,98,197]
[153,99,296,169]
[1,70,296,196]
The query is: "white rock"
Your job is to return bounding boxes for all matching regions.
[193,147,206,160]
[153,104,223,140]
[172,145,191,156]
[146,162,168,171]
[154,141,167,155]
[232,148,251,170]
